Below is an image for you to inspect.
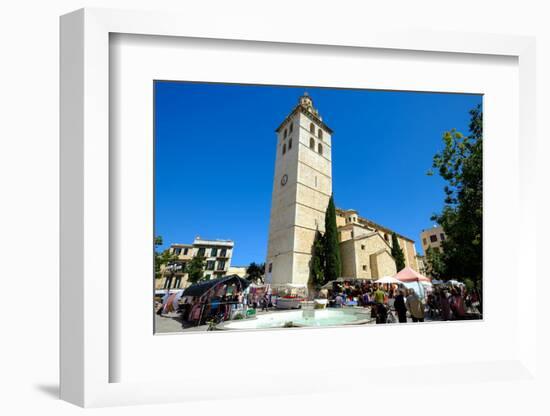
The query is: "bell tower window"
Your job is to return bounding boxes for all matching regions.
[309,122,315,133]
[282,143,286,155]
[309,137,315,149]
[318,143,323,155]
[318,129,323,140]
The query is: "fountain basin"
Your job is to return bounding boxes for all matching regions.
[217,308,372,330]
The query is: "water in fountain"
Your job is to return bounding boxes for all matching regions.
[301,301,316,320]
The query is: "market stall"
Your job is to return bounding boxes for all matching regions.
[393,266,432,299]
[181,274,251,325]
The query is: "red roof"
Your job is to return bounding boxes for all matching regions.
[394,266,431,282]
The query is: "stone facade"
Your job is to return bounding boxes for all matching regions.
[157,237,234,289]
[265,94,419,287]
[227,266,247,278]
[420,225,446,254]
[336,208,419,276]
[266,94,333,287]
[340,232,398,279]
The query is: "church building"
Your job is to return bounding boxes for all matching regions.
[265,94,418,287]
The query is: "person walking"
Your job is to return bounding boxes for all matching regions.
[439,290,451,321]
[260,293,269,311]
[406,289,425,322]
[362,291,371,308]
[394,289,408,323]
[450,289,466,320]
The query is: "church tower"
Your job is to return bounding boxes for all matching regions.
[265,94,333,287]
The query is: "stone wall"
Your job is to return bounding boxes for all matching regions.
[339,239,358,278]
[370,250,398,278]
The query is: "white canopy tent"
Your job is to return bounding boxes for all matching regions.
[374,276,404,285]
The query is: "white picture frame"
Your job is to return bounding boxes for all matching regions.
[60,8,538,407]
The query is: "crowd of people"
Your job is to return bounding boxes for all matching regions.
[156,278,482,329]
[322,280,482,323]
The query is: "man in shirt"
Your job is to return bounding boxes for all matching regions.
[406,289,425,322]
[373,285,386,304]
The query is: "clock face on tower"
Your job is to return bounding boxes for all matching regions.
[280,174,288,186]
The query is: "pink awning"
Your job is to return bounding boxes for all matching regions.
[394,266,431,283]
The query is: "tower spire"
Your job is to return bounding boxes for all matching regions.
[298,92,321,119]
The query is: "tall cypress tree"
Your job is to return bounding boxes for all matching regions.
[323,194,341,282]
[310,230,325,289]
[391,232,406,271]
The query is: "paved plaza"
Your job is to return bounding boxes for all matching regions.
[154,307,448,334]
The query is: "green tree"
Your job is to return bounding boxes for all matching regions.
[154,235,163,246]
[424,247,445,279]
[429,105,483,283]
[310,230,325,289]
[154,236,177,279]
[246,262,265,283]
[187,256,206,284]
[323,194,341,282]
[390,232,406,271]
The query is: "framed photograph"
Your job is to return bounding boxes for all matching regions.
[152,81,483,334]
[60,8,537,407]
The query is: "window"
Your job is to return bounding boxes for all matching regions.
[206,260,215,271]
[288,138,292,150]
[422,238,427,246]
[217,260,226,270]
[282,143,286,155]
[318,129,323,140]
[284,128,287,138]
[351,231,354,238]
[211,247,218,257]
[318,143,323,155]
[173,248,181,255]
[268,263,273,273]
[361,245,365,250]
[310,137,315,149]
[384,234,389,242]
[362,265,367,271]
[197,247,206,257]
[220,248,227,257]
[289,123,293,133]
[440,233,446,241]
[430,235,438,243]
[309,122,315,133]
[183,248,189,255]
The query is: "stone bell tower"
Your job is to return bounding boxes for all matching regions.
[265,93,333,287]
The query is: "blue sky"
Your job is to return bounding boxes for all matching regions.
[155,81,482,263]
